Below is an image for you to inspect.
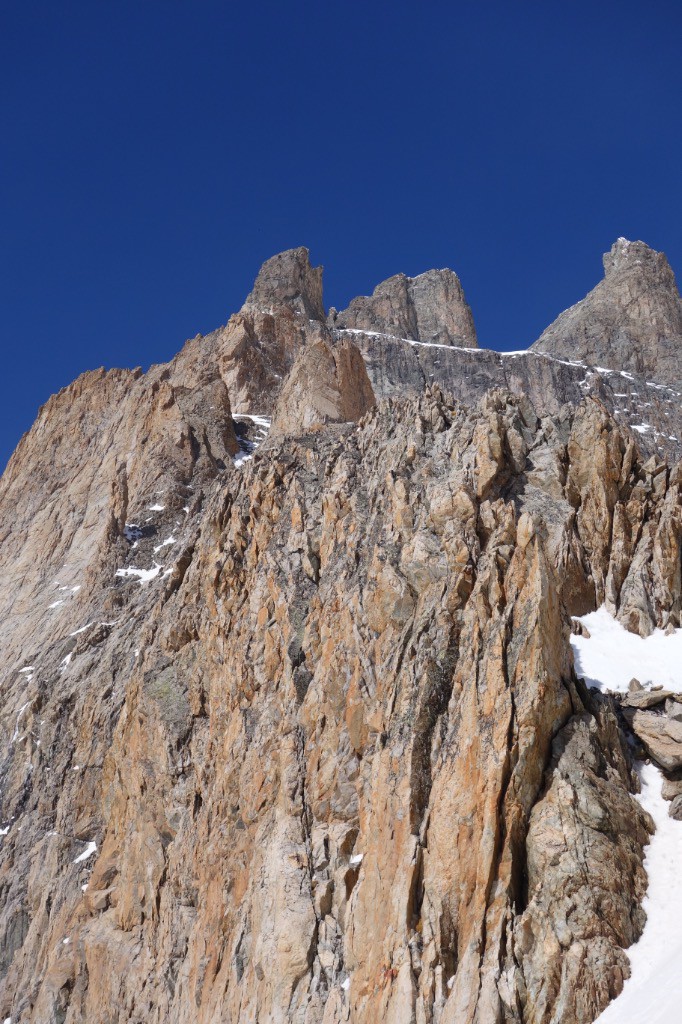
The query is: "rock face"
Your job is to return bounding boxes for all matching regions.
[244,246,325,321]
[270,337,375,436]
[211,248,325,416]
[533,238,682,388]
[0,242,680,1024]
[330,269,478,348]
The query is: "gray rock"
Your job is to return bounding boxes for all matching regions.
[661,776,682,801]
[331,268,478,348]
[623,709,682,771]
[665,699,682,722]
[622,688,673,709]
[243,246,325,321]
[533,238,682,389]
[669,795,682,820]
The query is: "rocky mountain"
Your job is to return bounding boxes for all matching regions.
[328,269,478,349]
[533,238,682,389]
[0,241,680,1024]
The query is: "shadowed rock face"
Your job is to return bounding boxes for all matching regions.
[533,238,682,387]
[0,242,680,1024]
[330,268,478,348]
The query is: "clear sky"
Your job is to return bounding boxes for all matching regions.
[1,0,680,468]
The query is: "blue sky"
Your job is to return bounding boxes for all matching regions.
[1,0,680,468]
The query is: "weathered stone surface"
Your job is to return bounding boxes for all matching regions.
[270,336,375,436]
[668,795,682,820]
[623,709,682,771]
[330,268,478,348]
[244,246,325,321]
[661,775,682,801]
[622,688,673,709]
[340,329,682,464]
[516,693,651,1023]
[0,242,680,1024]
[0,376,674,1024]
[534,238,682,388]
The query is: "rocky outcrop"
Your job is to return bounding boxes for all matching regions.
[0,376,678,1024]
[194,245,682,464]
[517,693,651,1022]
[533,238,682,388]
[270,336,375,436]
[207,248,327,416]
[243,247,325,322]
[330,268,478,348]
[0,241,681,1024]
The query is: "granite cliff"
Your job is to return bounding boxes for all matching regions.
[0,242,680,1024]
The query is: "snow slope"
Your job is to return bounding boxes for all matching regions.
[571,608,682,1023]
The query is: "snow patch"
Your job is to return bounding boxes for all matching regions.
[572,608,682,1024]
[11,702,30,743]
[115,563,163,584]
[153,535,176,554]
[69,623,93,636]
[73,841,97,864]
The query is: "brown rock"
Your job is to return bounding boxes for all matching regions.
[622,688,673,709]
[270,337,375,436]
[624,709,682,771]
[332,268,478,347]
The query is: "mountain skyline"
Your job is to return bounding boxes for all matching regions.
[2,1,681,468]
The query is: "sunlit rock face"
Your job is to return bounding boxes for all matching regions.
[0,243,680,1024]
[533,238,682,388]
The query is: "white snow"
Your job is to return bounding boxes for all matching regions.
[341,977,350,992]
[60,653,73,669]
[115,563,163,584]
[572,607,682,1024]
[48,600,64,609]
[632,423,652,434]
[148,503,165,511]
[73,840,97,864]
[233,414,272,468]
[11,702,30,743]
[572,608,682,693]
[153,535,176,554]
[0,826,9,837]
[69,622,93,636]
[349,853,364,867]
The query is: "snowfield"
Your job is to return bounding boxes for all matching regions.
[571,608,682,1024]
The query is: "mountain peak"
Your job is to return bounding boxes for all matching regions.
[533,238,682,386]
[603,237,671,277]
[331,266,478,348]
[243,247,325,321]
